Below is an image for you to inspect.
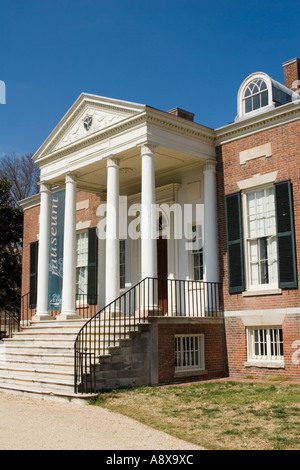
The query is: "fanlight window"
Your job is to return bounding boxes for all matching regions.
[244,79,269,113]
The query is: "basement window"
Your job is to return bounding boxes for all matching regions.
[175,334,205,372]
[246,327,284,367]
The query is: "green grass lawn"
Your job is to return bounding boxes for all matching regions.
[91,380,300,450]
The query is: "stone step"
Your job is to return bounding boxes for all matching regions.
[3,337,78,347]
[16,327,137,339]
[0,363,73,380]
[0,359,74,373]
[0,382,97,403]
[0,350,74,363]
[0,343,75,356]
[0,370,75,391]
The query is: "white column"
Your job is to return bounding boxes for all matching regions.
[98,197,106,311]
[105,157,120,306]
[59,174,80,320]
[203,161,219,283]
[34,182,53,321]
[141,143,157,310]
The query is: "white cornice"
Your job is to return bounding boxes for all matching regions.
[18,193,41,211]
[214,100,300,146]
[33,93,146,162]
[35,107,215,168]
[36,112,147,165]
[18,187,63,211]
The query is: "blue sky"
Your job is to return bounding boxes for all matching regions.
[0,0,299,156]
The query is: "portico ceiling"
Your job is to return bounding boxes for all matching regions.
[33,93,216,195]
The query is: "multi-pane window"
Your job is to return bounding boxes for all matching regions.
[120,240,126,289]
[225,180,297,294]
[244,79,269,114]
[76,231,88,302]
[247,328,284,362]
[192,224,203,281]
[175,335,205,371]
[245,187,278,288]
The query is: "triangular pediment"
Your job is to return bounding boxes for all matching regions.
[34,93,145,161]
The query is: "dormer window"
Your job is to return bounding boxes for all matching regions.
[236,72,275,121]
[244,79,269,113]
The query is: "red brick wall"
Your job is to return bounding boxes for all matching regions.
[283,59,300,91]
[21,204,40,298]
[216,118,300,381]
[225,315,300,381]
[157,320,227,384]
[75,191,100,227]
[216,120,300,313]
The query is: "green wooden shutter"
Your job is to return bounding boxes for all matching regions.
[225,192,245,293]
[87,227,98,305]
[275,180,297,289]
[29,241,38,309]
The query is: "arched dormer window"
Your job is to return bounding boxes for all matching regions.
[243,79,268,113]
[236,72,274,121]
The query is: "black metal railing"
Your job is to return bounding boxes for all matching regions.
[74,277,222,393]
[0,295,22,339]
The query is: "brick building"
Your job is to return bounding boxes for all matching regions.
[215,58,300,381]
[0,58,299,399]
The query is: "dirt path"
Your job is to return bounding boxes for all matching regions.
[0,392,204,450]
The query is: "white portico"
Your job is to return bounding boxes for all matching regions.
[32,93,218,320]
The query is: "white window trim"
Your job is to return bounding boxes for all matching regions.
[246,327,284,368]
[241,186,279,294]
[76,229,89,306]
[174,334,205,376]
[236,72,275,121]
[189,222,204,282]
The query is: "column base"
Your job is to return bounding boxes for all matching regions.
[58,312,82,321]
[32,313,55,322]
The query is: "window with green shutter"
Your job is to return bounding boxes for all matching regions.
[225,192,245,293]
[87,227,98,305]
[275,180,297,289]
[225,180,297,295]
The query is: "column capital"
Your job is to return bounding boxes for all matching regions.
[106,156,119,169]
[65,173,77,184]
[139,141,157,156]
[38,181,52,193]
[203,161,217,173]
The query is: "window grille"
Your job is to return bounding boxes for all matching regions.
[244,79,268,113]
[175,334,205,371]
[76,231,88,300]
[247,328,284,362]
[245,187,278,287]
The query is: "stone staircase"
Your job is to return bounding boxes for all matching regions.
[0,319,98,403]
[0,316,152,402]
[88,322,151,392]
